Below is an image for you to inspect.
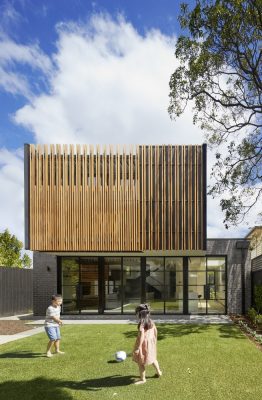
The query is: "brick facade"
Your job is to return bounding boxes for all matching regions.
[207,239,251,314]
[33,252,57,315]
[33,239,251,315]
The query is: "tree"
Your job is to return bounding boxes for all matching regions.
[0,229,32,268]
[169,0,262,228]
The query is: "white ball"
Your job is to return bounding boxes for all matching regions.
[115,350,126,362]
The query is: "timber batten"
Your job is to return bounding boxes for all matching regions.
[25,144,206,251]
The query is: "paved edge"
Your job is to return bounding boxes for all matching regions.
[0,327,44,345]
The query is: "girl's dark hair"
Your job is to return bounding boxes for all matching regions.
[52,294,62,301]
[135,303,153,330]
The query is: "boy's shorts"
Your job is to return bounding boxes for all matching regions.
[45,326,61,341]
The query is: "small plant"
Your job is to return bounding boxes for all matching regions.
[255,314,262,329]
[247,307,257,324]
[254,285,262,314]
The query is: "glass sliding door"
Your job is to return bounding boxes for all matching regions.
[61,255,226,315]
[123,257,141,314]
[188,257,226,314]
[78,258,99,313]
[104,257,122,313]
[188,257,206,314]
[206,257,226,313]
[146,258,164,313]
[61,257,79,314]
[165,258,183,313]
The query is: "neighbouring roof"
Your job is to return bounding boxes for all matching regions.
[245,226,262,239]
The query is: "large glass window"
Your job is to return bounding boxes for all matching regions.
[146,258,164,313]
[60,255,226,315]
[104,257,122,313]
[188,257,226,314]
[123,257,141,314]
[62,258,79,314]
[165,258,183,313]
[188,257,206,314]
[78,258,99,313]
[206,257,226,314]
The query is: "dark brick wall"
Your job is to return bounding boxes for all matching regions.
[33,252,57,315]
[207,239,251,314]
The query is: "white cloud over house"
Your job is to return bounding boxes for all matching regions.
[0,147,24,239]
[0,13,254,246]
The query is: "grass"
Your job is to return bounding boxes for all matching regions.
[0,324,262,400]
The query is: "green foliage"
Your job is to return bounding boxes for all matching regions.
[254,285,262,314]
[255,314,262,326]
[169,0,262,227]
[0,229,32,268]
[247,307,258,324]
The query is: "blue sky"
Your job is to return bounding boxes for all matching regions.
[0,0,192,150]
[0,0,254,250]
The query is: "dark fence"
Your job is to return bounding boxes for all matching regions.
[0,267,33,316]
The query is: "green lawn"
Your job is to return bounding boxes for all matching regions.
[0,324,262,400]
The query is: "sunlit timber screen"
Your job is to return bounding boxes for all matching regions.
[24,144,206,251]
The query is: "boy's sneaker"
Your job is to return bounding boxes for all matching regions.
[55,351,65,354]
[46,352,53,358]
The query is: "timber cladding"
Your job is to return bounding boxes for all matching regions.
[24,144,206,251]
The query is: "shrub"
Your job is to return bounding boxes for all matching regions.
[254,285,262,313]
[255,314,262,327]
[247,307,258,324]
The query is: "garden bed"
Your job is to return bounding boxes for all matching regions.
[0,320,35,335]
[230,314,262,352]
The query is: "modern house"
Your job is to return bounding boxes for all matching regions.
[24,144,251,316]
[246,226,262,305]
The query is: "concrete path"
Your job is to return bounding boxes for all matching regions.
[0,314,232,346]
[25,314,232,325]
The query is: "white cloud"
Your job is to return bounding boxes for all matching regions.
[0,1,22,28]
[0,147,24,239]
[0,34,52,97]
[0,13,253,245]
[0,64,31,97]
[14,14,203,145]
[0,147,32,260]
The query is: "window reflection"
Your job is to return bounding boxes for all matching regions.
[104,257,121,313]
[123,258,141,314]
[62,258,79,314]
[78,258,99,313]
[146,258,164,312]
[165,258,183,313]
[188,257,226,314]
[60,255,226,315]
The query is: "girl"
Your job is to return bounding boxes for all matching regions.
[132,303,162,384]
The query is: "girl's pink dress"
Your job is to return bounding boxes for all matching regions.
[132,322,157,366]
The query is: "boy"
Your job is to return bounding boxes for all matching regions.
[44,294,65,357]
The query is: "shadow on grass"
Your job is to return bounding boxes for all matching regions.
[123,324,211,341]
[0,351,45,359]
[123,323,246,341]
[0,375,136,400]
[217,324,245,339]
[63,375,135,391]
[0,377,73,400]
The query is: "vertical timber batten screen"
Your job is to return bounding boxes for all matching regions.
[25,144,206,251]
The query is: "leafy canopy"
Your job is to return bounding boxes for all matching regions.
[0,229,32,268]
[169,0,262,227]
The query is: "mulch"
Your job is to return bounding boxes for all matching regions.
[230,314,262,352]
[0,320,36,335]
